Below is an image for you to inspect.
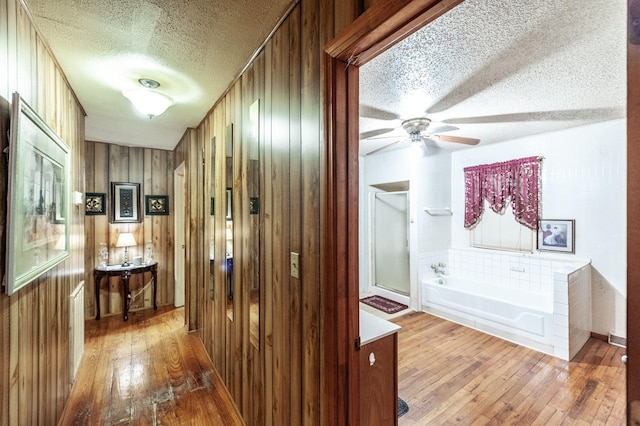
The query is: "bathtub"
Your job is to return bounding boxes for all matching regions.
[421,276,554,356]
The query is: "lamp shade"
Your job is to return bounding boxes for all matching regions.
[116,232,137,248]
[122,88,174,118]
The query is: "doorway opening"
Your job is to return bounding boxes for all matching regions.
[324,0,632,422]
[322,1,466,422]
[174,162,186,312]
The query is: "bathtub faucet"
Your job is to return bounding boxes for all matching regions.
[431,262,447,276]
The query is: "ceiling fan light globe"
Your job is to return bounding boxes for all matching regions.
[122,88,174,119]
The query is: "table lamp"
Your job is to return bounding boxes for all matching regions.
[116,232,136,266]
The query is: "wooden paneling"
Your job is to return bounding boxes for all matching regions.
[174,0,370,424]
[0,0,85,424]
[299,0,323,423]
[84,141,175,320]
[168,0,635,425]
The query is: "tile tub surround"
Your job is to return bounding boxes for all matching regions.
[420,249,590,295]
[419,249,591,360]
[555,265,592,360]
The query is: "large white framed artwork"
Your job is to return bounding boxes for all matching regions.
[5,92,70,295]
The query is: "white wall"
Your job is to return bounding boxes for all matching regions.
[359,119,626,338]
[359,145,452,309]
[450,119,626,338]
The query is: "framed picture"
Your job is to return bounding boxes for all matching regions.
[145,195,169,215]
[226,188,232,220]
[111,182,141,223]
[5,92,70,295]
[85,192,106,215]
[538,219,575,253]
[250,197,260,215]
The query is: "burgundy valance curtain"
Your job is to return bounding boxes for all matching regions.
[464,156,540,230]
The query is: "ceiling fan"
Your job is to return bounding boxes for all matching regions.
[362,116,480,156]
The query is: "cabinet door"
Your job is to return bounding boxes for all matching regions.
[360,333,398,425]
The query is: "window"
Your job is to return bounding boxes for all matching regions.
[470,200,535,252]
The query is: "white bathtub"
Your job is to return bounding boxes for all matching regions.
[421,276,554,356]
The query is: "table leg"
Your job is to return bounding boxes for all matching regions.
[123,273,131,321]
[152,268,158,310]
[95,274,101,320]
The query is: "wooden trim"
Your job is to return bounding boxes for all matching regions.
[628,1,640,410]
[325,0,464,64]
[322,0,465,424]
[590,332,609,342]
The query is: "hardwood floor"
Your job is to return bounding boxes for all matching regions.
[59,306,242,426]
[393,312,626,425]
[60,306,626,425]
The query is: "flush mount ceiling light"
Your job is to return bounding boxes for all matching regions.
[122,78,174,119]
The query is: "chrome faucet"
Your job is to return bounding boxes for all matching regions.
[431,262,447,276]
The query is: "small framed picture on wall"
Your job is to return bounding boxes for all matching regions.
[538,219,575,253]
[145,195,169,215]
[85,192,106,215]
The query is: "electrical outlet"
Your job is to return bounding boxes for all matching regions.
[291,252,300,279]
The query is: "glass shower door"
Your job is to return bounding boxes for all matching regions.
[373,191,409,295]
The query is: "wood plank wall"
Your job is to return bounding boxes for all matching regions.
[0,0,86,424]
[172,0,368,424]
[84,141,175,320]
[173,128,201,332]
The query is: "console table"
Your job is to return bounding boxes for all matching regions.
[94,261,158,321]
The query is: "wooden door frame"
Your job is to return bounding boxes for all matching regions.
[322,0,465,424]
[174,161,187,319]
[323,0,636,423]
[628,5,640,419]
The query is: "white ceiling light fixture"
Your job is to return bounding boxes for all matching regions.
[122,78,174,119]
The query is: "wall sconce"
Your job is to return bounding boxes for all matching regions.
[116,232,137,266]
[122,78,174,119]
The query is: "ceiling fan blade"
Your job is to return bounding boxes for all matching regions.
[359,128,396,140]
[427,124,458,134]
[364,139,404,156]
[432,134,480,145]
[443,107,624,125]
[359,104,402,121]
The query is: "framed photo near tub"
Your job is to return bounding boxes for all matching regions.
[538,219,575,253]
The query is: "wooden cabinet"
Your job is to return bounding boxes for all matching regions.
[359,310,400,425]
[360,332,398,424]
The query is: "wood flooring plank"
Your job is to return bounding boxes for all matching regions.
[62,307,626,425]
[59,307,242,426]
[393,312,626,426]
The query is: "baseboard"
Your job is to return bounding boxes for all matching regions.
[591,331,627,348]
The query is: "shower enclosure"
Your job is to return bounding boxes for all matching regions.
[373,191,410,295]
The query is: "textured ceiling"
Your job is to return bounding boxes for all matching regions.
[359,0,627,156]
[22,0,627,153]
[23,0,295,150]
